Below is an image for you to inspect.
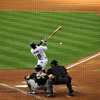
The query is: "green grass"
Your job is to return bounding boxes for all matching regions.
[0,11,100,69]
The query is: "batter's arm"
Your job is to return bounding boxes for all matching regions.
[37,41,43,46]
[37,39,47,46]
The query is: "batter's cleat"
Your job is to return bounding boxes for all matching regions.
[70,92,75,96]
[28,90,36,94]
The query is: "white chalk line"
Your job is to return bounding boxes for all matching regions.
[0,83,42,99]
[66,52,100,69]
[60,85,77,89]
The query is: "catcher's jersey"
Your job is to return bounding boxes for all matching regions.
[30,71,48,85]
[31,45,47,60]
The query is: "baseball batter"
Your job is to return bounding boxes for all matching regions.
[30,39,48,70]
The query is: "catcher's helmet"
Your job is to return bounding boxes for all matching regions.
[50,60,58,66]
[35,65,42,72]
[30,42,36,49]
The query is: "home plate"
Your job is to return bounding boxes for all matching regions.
[15,85,28,88]
[22,81,27,84]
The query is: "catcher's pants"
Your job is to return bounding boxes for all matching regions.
[27,79,46,91]
[37,58,48,70]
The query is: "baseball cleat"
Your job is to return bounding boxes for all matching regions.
[28,90,36,94]
[45,94,54,98]
[70,92,75,96]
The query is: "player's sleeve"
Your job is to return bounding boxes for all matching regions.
[30,73,36,79]
[47,68,52,75]
[43,46,47,51]
[39,46,47,51]
[62,66,67,74]
[30,49,33,53]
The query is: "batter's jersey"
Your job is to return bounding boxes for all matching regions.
[31,46,47,60]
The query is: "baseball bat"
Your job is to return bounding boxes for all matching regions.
[46,26,62,41]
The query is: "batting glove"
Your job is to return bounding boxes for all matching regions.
[41,40,44,43]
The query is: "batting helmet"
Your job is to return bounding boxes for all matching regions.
[30,42,36,49]
[35,65,42,72]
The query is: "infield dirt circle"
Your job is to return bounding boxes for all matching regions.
[0,0,100,100]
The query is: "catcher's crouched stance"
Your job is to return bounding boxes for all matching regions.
[24,65,54,94]
[24,65,47,94]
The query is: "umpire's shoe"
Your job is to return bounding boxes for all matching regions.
[45,93,54,98]
[70,92,75,96]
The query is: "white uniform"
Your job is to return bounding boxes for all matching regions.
[31,45,48,70]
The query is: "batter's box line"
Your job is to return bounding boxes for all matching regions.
[0,83,42,100]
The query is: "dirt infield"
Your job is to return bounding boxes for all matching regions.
[0,0,100,100]
[0,52,100,100]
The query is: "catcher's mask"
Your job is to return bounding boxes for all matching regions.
[50,60,58,66]
[35,65,42,72]
[30,42,36,49]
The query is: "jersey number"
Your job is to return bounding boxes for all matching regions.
[37,54,42,60]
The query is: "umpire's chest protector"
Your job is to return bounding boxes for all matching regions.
[52,66,67,77]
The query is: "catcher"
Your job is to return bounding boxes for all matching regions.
[24,65,49,94]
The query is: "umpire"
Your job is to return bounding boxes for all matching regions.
[45,60,74,97]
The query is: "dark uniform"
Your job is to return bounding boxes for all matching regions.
[24,65,48,94]
[30,71,48,85]
[45,60,74,97]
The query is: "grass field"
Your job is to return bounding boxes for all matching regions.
[0,11,100,69]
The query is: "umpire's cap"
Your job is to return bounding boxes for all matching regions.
[35,65,42,72]
[30,42,36,49]
[50,60,58,66]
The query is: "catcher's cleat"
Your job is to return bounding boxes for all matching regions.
[28,90,36,94]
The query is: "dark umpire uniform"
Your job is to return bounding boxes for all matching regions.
[45,60,74,97]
